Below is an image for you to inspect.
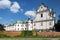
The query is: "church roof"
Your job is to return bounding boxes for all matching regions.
[16,20,27,24]
[7,20,27,26]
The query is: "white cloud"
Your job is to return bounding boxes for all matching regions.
[0,0,11,9]
[0,0,21,13]
[25,10,36,17]
[10,2,20,13]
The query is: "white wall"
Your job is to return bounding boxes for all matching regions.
[4,23,27,31]
[28,20,33,30]
[33,4,55,30]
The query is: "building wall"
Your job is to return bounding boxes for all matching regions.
[33,4,55,30]
[5,23,27,31]
[28,20,33,30]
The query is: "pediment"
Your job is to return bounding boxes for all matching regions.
[37,4,48,13]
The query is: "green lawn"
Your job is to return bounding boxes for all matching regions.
[0,38,60,40]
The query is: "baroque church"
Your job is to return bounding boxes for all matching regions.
[4,3,56,32]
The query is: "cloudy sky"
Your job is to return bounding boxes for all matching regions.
[0,0,60,25]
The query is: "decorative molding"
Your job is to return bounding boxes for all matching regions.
[33,19,54,23]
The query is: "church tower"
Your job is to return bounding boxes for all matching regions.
[27,17,33,30]
[33,3,55,32]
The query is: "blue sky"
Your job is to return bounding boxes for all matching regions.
[0,0,60,25]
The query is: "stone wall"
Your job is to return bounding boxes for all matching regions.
[0,31,21,37]
[37,32,60,36]
[0,31,60,37]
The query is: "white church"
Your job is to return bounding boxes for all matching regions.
[4,3,56,32]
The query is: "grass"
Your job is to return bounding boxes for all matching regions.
[15,34,60,38]
[0,38,60,40]
[0,34,11,38]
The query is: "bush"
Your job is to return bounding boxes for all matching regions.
[0,34,10,38]
[15,31,33,37]
[24,31,32,36]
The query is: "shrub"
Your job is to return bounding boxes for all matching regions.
[0,34,10,38]
[15,31,33,37]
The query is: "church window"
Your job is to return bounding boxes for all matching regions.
[41,6,43,8]
[25,28,27,30]
[18,24,19,26]
[34,23,36,26]
[41,22,43,26]
[21,24,24,27]
[41,14,43,17]
[18,28,19,30]
[49,22,52,25]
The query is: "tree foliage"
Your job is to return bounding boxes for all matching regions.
[0,24,5,31]
[54,20,60,32]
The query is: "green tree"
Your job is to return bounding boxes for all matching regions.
[54,20,60,32]
[0,24,5,31]
[54,15,60,32]
[58,15,60,20]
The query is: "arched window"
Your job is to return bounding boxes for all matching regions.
[41,6,43,8]
[18,24,19,26]
[41,14,43,17]
[18,28,19,30]
[21,24,24,27]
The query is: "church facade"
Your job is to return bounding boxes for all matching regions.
[4,3,56,32]
[33,3,55,31]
